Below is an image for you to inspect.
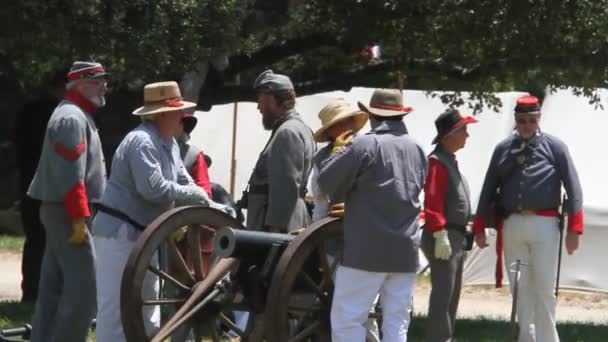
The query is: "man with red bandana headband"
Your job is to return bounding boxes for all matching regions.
[473,95,584,342]
[27,61,109,342]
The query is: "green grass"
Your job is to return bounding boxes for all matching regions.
[407,315,608,341]
[0,234,24,253]
[1,300,606,341]
[0,301,96,341]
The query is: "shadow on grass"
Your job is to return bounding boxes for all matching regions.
[408,315,608,341]
[1,301,607,341]
[0,301,33,329]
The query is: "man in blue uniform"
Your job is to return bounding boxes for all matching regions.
[473,95,583,342]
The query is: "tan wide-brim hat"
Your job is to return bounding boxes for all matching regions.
[314,100,368,142]
[357,88,413,117]
[132,81,197,116]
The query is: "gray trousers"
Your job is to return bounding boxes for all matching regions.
[421,228,465,342]
[30,203,96,342]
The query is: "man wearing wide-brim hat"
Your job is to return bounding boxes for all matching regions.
[311,99,368,220]
[317,88,427,341]
[91,81,232,342]
[310,99,384,341]
[241,70,316,233]
[27,61,109,342]
[473,95,583,342]
[421,108,477,342]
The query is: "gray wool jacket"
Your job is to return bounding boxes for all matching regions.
[317,120,427,273]
[246,110,316,232]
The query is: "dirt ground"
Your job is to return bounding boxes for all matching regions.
[2,251,607,325]
[0,251,21,301]
[414,279,608,324]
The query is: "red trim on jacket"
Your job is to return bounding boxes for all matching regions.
[423,159,449,231]
[192,153,212,197]
[54,140,86,161]
[495,221,504,288]
[472,215,485,234]
[64,181,90,219]
[64,90,97,113]
[568,209,584,234]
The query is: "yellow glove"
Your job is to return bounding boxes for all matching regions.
[67,217,88,245]
[433,230,452,260]
[289,228,306,235]
[331,130,354,154]
[329,203,345,218]
[171,226,189,242]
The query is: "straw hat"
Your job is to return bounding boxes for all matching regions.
[314,100,368,142]
[357,88,413,117]
[132,81,196,116]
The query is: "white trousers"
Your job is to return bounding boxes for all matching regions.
[94,226,160,342]
[331,265,416,342]
[503,214,560,342]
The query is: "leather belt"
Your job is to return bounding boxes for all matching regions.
[511,208,559,217]
[249,184,308,198]
[95,203,146,231]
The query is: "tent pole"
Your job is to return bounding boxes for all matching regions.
[229,74,240,200]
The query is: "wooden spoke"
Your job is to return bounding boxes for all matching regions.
[298,270,330,306]
[288,320,323,342]
[187,225,204,281]
[142,298,186,306]
[219,312,247,338]
[316,246,334,292]
[147,265,191,292]
[167,239,196,285]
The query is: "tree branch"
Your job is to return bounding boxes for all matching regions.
[224,33,338,75]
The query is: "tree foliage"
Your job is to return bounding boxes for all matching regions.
[2,0,608,109]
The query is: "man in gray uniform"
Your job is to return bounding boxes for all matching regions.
[317,89,427,342]
[244,70,316,233]
[27,61,109,342]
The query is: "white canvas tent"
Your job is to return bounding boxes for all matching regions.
[190,87,608,292]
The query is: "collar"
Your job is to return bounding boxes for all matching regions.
[510,129,542,154]
[434,145,456,161]
[271,110,298,131]
[64,90,97,114]
[369,120,408,134]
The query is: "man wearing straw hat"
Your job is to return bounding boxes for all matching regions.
[27,61,109,342]
[310,99,383,341]
[244,70,316,233]
[317,89,427,341]
[91,81,232,342]
[310,99,368,222]
[421,109,477,342]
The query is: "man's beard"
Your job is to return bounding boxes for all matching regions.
[262,113,279,130]
[89,95,106,108]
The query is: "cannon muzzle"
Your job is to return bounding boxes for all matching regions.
[214,227,295,259]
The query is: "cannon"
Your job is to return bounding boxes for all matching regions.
[120,206,369,341]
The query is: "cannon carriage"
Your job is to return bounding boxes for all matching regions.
[120,206,372,342]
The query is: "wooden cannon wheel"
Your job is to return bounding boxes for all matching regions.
[120,206,260,342]
[264,217,382,342]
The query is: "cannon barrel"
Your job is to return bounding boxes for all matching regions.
[214,227,295,259]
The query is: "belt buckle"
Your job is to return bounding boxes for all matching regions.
[519,210,535,215]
